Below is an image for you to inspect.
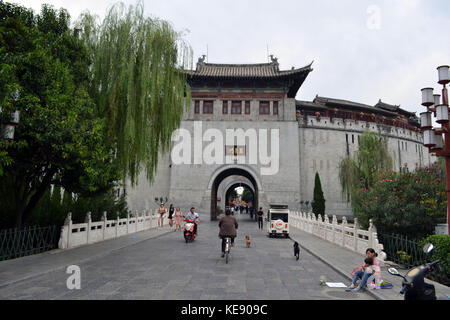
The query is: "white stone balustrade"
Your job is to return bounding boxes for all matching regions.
[58,209,160,249]
[289,211,387,261]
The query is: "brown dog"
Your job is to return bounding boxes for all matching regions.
[245,235,251,248]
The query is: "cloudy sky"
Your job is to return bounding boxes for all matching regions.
[10,0,450,116]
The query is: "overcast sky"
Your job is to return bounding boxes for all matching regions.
[9,0,450,116]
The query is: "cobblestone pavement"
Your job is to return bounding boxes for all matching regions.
[0,213,374,300]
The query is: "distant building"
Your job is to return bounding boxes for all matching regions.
[126,56,432,219]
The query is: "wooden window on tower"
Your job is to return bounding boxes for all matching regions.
[203,101,213,114]
[223,101,228,114]
[259,101,270,114]
[273,101,279,115]
[231,101,242,114]
[245,101,250,114]
[194,101,200,114]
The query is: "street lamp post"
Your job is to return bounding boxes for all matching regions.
[420,65,450,235]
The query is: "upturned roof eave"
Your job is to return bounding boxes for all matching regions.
[184,63,313,80]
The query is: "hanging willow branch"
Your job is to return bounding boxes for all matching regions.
[338,130,393,201]
[76,1,192,185]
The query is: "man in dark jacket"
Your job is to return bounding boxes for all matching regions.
[218,210,238,257]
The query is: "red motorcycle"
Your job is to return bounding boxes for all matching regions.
[183,219,197,243]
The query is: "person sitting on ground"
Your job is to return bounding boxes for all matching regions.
[348,248,381,292]
[361,257,374,273]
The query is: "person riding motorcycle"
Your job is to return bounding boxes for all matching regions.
[185,207,199,236]
[218,210,238,257]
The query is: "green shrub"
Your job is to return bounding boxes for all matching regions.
[353,164,446,239]
[420,234,450,276]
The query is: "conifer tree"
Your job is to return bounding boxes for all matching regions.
[312,172,326,216]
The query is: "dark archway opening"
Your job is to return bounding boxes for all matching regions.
[225,183,255,210]
[210,168,258,220]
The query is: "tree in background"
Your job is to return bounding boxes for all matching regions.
[359,164,446,239]
[75,1,192,185]
[0,1,193,229]
[338,130,393,227]
[0,3,120,228]
[241,187,254,204]
[312,172,325,216]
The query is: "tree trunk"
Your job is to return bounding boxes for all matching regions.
[16,167,57,229]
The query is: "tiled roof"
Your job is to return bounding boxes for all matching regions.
[297,95,418,120]
[189,60,313,79]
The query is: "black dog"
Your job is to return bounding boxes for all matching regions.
[293,241,300,260]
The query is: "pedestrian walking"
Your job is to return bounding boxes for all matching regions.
[157,203,167,227]
[174,208,183,231]
[256,207,264,230]
[168,204,175,228]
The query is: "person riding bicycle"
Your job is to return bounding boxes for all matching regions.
[186,207,199,236]
[218,209,238,258]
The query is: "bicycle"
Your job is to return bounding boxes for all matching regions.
[224,237,232,264]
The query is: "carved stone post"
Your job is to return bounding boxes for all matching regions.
[59,212,72,249]
[134,210,138,233]
[353,217,359,252]
[101,211,107,240]
[332,215,337,244]
[126,211,130,234]
[85,211,92,244]
[341,216,347,247]
[116,213,120,237]
[368,219,374,249]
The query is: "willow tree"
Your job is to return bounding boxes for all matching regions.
[338,130,393,226]
[76,1,192,185]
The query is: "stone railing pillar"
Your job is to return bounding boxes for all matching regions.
[101,211,107,240]
[341,216,347,247]
[115,214,120,237]
[368,219,375,249]
[317,214,322,238]
[353,217,359,251]
[58,212,72,249]
[134,210,138,232]
[85,211,92,244]
[332,215,337,244]
[126,212,130,234]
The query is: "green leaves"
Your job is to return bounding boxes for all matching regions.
[338,130,393,225]
[0,2,122,228]
[356,164,446,238]
[312,172,325,216]
[76,1,192,185]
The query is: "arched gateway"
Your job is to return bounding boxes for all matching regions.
[208,165,262,220]
[125,56,431,220]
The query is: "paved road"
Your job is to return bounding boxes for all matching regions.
[0,214,374,300]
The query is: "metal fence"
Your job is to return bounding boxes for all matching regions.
[0,225,60,261]
[378,233,449,286]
